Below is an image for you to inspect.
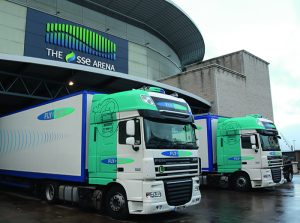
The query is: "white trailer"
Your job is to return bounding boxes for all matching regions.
[0,92,92,181]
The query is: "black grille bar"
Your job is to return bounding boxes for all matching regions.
[154,158,198,165]
[155,165,198,171]
[271,168,282,183]
[164,178,192,206]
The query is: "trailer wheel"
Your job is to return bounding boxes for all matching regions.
[45,183,58,204]
[105,185,129,219]
[286,170,293,182]
[233,173,251,191]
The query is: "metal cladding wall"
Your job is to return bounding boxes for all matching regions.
[1,0,184,80]
[24,9,129,74]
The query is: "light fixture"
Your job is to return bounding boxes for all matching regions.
[68,81,74,86]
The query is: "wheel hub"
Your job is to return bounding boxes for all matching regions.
[110,193,125,212]
[237,177,247,188]
[46,185,55,201]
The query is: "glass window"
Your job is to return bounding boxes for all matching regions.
[241,135,252,149]
[260,134,280,151]
[144,119,197,150]
[118,119,141,145]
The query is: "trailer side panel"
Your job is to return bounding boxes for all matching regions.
[0,93,88,182]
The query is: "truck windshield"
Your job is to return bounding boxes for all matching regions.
[260,134,280,151]
[144,119,197,150]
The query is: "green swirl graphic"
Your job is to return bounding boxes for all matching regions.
[65,51,76,62]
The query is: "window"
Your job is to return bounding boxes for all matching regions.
[118,119,141,145]
[143,119,197,150]
[260,134,280,151]
[241,135,252,149]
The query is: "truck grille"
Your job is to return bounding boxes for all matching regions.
[164,178,192,206]
[271,168,282,183]
[154,157,199,179]
[267,156,283,167]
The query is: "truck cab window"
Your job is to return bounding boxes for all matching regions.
[241,135,252,149]
[119,119,141,145]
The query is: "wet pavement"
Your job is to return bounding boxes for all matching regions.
[1,176,300,223]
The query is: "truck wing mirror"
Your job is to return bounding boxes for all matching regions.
[126,120,135,136]
[126,137,139,152]
[250,135,256,145]
[126,137,135,145]
[252,145,258,152]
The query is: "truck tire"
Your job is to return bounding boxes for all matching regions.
[44,183,58,204]
[105,185,129,219]
[287,171,293,182]
[233,173,251,192]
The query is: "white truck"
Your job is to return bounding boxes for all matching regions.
[0,87,201,219]
[195,114,284,191]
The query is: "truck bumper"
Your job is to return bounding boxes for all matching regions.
[127,177,201,215]
[251,169,284,188]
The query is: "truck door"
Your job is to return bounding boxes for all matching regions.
[240,134,261,170]
[117,118,143,179]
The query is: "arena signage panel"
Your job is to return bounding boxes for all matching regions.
[24,9,128,74]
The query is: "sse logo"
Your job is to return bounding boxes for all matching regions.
[65,51,76,63]
[37,108,75,120]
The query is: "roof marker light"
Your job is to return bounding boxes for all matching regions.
[140,95,155,106]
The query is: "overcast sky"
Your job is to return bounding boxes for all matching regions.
[172,0,300,151]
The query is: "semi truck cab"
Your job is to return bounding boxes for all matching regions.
[89,87,200,217]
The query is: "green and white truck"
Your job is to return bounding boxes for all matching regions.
[0,87,200,219]
[194,114,284,191]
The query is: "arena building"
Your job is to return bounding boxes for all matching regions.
[0,0,273,119]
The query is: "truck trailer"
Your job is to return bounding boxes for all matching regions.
[194,114,284,191]
[0,87,201,219]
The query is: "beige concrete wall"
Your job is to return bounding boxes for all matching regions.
[0,1,27,55]
[215,67,247,117]
[186,50,245,74]
[242,52,274,120]
[160,50,274,119]
[160,65,217,113]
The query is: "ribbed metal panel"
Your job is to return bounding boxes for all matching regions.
[154,157,199,179]
[268,156,283,168]
[271,168,282,183]
[164,178,192,206]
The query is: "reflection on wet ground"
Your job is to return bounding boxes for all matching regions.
[1,176,300,223]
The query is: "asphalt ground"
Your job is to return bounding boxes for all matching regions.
[0,175,299,223]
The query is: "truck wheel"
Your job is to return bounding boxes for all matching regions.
[105,186,129,219]
[233,173,251,191]
[45,183,58,204]
[287,171,293,182]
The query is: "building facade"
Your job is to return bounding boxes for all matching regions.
[0,0,274,120]
[0,0,209,115]
[160,50,274,120]
[0,0,203,80]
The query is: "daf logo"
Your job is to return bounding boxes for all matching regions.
[158,166,165,173]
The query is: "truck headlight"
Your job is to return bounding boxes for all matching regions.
[146,191,162,198]
[263,174,271,179]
